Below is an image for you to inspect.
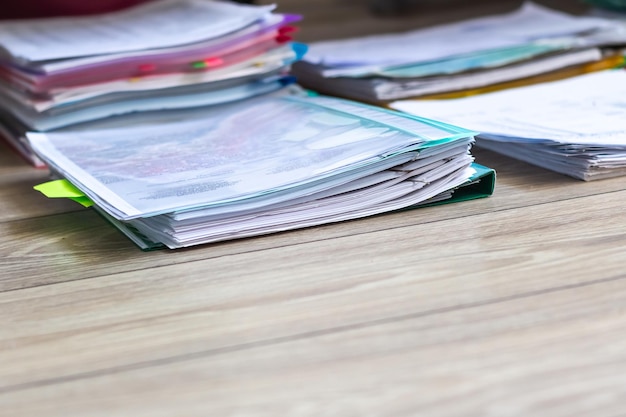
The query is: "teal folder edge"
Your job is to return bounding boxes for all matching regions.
[93,206,167,251]
[413,162,496,210]
[94,162,496,251]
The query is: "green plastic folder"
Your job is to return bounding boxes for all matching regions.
[385,162,495,215]
[417,162,496,208]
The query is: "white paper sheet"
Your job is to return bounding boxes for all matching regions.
[304,2,622,66]
[27,95,476,220]
[28,46,296,111]
[0,0,274,62]
[390,70,626,146]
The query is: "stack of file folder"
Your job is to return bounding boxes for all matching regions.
[391,69,626,181]
[31,95,495,249]
[291,2,626,104]
[0,0,305,167]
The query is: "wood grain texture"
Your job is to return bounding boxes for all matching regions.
[2,189,625,390]
[2,0,626,416]
[5,279,626,417]
[3,243,626,416]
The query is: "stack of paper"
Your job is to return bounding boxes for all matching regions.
[30,95,494,249]
[0,0,305,166]
[391,70,626,181]
[291,2,626,104]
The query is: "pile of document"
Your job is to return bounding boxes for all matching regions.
[0,0,305,167]
[292,2,626,104]
[391,70,626,181]
[30,95,494,249]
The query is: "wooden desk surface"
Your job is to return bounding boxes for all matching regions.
[2,1,626,416]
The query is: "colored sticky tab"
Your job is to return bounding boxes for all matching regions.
[275,34,292,44]
[204,57,223,67]
[291,42,308,60]
[191,61,207,69]
[279,75,297,86]
[34,179,94,208]
[278,25,298,35]
[68,196,94,207]
[137,63,156,73]
[191,57,223,70]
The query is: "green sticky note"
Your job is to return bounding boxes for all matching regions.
[34,179,94,208]
[191,61,207,69]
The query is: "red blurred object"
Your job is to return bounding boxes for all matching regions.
[0,0,152,19]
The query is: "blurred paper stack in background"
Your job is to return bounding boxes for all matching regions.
[0,0,305,167]
[292,2,626,105]
[391,69,626,181]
